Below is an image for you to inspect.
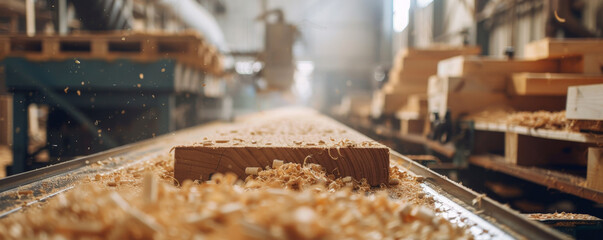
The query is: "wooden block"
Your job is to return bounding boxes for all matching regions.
[428,75,507,95]
[510,73,603,96]
[174,109,390,186]
[566,84,603,120]
[437,56,559,77]
[505,132,589,166]
[397,93,428,117]
[524,38,603,60]
[559,55,603,74]
[371,89,424,117]
[587,147,603,192]
[400,118,427,136]
[401,46,481,59]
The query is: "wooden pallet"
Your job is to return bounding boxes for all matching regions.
[0,32,223,75]
[174,108,390,186]
[473,122,603,193]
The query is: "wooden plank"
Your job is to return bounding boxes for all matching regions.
[587,148,603,192]
[395,93,428,119]
[371,90,421,117]
[402,46,481,59]
[437,56,559,77]
[399,118,427,136]
[559,55,603,74]
[566,84,603,120]
[428,75,508,95]
[474,121,603,144]
[510,73,603,96]
[469,155,603,203]
[174,108,390,186]
[504,132,589,166]
[524,38,603,60]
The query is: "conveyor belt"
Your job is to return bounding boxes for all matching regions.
[0,117,569,239]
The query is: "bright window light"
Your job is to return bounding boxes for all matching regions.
[393,0,410,32]
[417,0,434,8]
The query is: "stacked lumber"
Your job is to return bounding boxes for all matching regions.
[371,46,480,118]
[0,31,223,75]
[430,39,603,120]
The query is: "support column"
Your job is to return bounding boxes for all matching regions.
[11,92,29,175]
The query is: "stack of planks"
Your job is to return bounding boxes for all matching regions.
[0,31,223,75]
[174,108,390,186]
[371,46,480,120]
[429,38,603,120]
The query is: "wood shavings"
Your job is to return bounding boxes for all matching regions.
[327,148,338,160]
[245,167,260,175]
[214,139,229,144]
[143,172,158,204]
[506,111,569,130]
[554,10,566,23]
[0,154,469,240]
[272,159,284,169]
[525,212,600,221]
[472,193,487,208]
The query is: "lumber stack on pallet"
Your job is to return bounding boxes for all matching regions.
[371,46,480,118]
[174,108,390,186]
[0,32,223,75]
[429,56,568,119]
[429,38,603,120]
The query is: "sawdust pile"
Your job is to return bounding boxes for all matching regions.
[0,155,472,240]
[506,111,569,130]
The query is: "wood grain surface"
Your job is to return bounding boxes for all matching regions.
[174,108,390,186]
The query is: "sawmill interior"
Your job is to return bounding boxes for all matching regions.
[0,0,602,239]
